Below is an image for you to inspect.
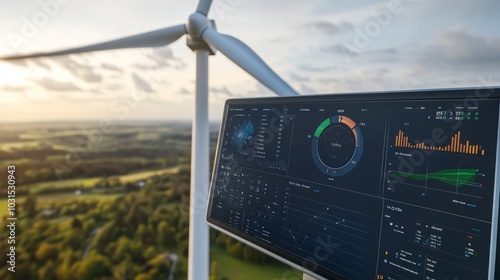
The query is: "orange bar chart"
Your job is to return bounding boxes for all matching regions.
[395,130,485,155]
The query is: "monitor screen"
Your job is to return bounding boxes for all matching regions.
[206,87,500,280]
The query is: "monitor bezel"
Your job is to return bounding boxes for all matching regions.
[206,86,500,280]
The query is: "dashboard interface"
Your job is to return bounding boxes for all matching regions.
[206,88,500,280]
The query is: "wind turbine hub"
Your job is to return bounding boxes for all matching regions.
[187,12,216,54]
[187,12,211,38]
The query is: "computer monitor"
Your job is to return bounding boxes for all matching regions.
[206,87,500,280]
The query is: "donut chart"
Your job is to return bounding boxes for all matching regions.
[311,115,364,177]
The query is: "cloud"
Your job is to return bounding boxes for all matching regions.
[33,59,51,70]
[321,43,358,56]
[246,83,273,96]
[324,68,412,93]
[422,0,500,19]
[290,73,310,82]
[105,84,122,91]
[300,21,353,35]
[5,59,27,67]
[210,86,235,97]
[0,85,27,93]
[174,60,187,70]
[299,64,336,72]
[322,44,399,57]
[366,48,399,55]
[413,27,500,73]
[133,63,167,70]
[131,72,154,93]
[151,47,175,59]
[320,44,401,65]
[177,87,191,95]
[55,57,102,83]
[317,78,340,84]
[89,88,102,94]
[34,77,81,92]
[358,68,389,80]
[365,49,401,63]
[101,63,122,73]
[137,47,186,70]
[300,84,316,94]
[1,85,27,91]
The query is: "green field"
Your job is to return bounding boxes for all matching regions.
[25,165,184,194]
[0,140,41,151]
[0,165,184,216]
[211,246,301,280]
[118,166,183,182]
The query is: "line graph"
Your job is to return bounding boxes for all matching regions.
[287,206,330,249]
[387,164,485,199]
[282,193,370,274]
[284,206,360,250]
[285,219,360,250]
[388,168,483,188]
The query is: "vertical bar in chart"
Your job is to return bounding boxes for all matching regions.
[394,130,485,155]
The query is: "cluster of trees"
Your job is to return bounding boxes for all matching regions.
[0,168,271,280]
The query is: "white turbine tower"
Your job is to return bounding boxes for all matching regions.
[1,0,299,279]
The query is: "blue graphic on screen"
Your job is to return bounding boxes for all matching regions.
[231,120,254,149]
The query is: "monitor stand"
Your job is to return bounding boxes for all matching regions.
[303,273,319,280]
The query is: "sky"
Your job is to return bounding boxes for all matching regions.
[0,0,499,122]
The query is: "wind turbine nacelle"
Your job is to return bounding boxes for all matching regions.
[187,12,217,54]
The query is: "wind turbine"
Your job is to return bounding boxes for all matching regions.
[1,0,299,279]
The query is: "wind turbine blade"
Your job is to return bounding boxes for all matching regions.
[202,29,298,96]
[196,0,213,15]
[0,24,187,60]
